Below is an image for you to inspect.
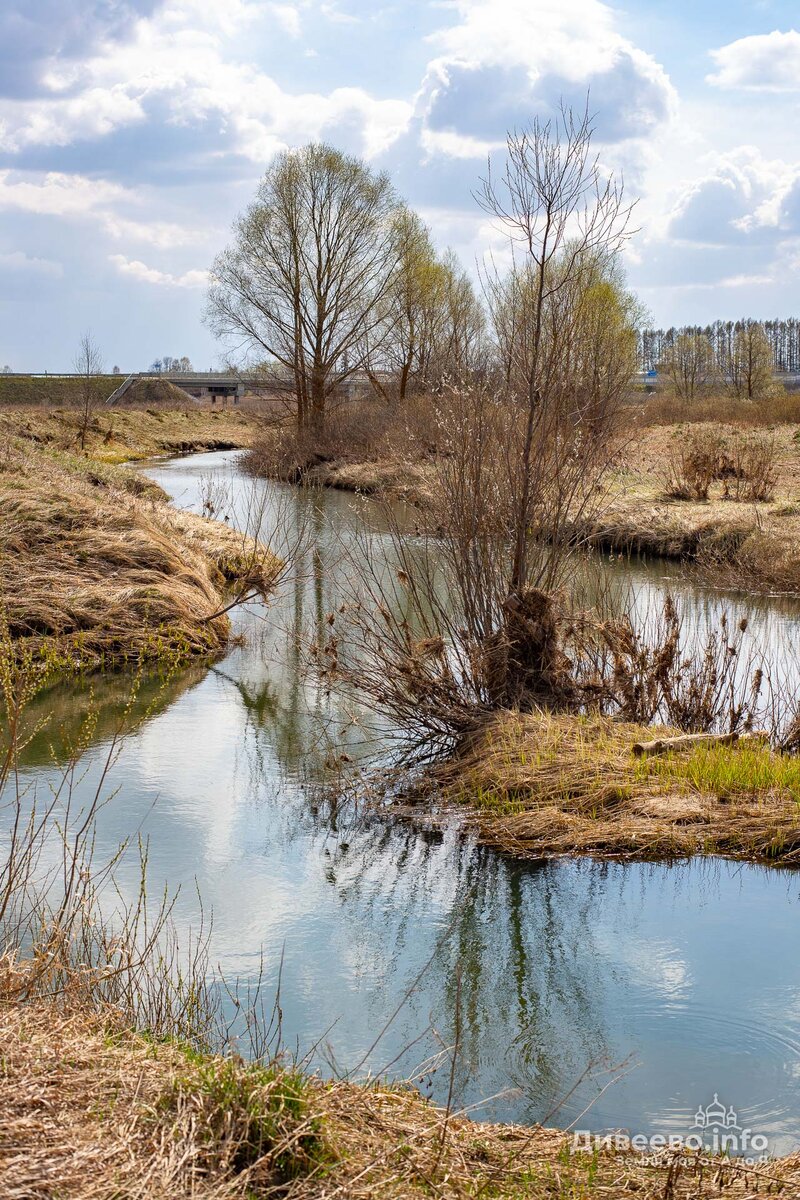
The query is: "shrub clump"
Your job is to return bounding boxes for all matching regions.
[663,426,778,503]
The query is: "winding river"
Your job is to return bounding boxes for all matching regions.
[12,449,800,1156]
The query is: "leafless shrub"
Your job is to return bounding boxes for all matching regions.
[720,432,778,502]
[570,596,768,733]
[662,427,778,503]
[661,427,728,500]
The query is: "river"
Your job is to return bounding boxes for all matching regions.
[10,449,800,1157]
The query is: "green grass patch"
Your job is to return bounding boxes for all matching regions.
[159,1054,329,1181]
[636,742,800,802]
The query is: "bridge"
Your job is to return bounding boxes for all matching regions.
[106,372,246,405]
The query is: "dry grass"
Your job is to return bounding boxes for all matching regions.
[431,711,800,864]
[639,390,800,428]
[246,398,438,503]
[2,958,799,1199]
[0,404,261,464]
[576,421,800,591]
[0,434,280,672]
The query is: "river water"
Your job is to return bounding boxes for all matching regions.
[11,449,800,1156]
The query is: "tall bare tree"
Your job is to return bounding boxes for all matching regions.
[318,108,643,744]
[74,331,103,451]
[207,143,403,435]
[476,103,635,594]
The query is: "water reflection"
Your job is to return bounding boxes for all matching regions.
[5,450,800,1156]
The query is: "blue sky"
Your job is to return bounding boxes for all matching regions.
[1,0,799,370]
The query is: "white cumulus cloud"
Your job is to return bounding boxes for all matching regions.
[417,0,676,155]
[708,29,800,92]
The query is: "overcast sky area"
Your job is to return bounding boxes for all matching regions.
[1,0,799,370]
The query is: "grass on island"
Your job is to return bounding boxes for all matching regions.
[3,956,798,1199]
[0,430,280,674]
[435,711,800,865]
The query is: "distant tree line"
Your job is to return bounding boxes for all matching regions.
[639,319,800,378]
[149,355,193,374]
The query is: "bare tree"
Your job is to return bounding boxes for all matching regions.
[317,108,643,746]
[476,102,635,593]
[74,331,103,451]
[660,331,715,399]
[722,321,776,401]
[207,143,403,435]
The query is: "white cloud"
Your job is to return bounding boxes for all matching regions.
[319,3,360,25]
[417,0,676,153]
[0,87,144,153]
[708,30,800,92]
[110,253,208,288]
[0,0,412,162]
[667,147,800,246]
[0,170,128,217]
[103,216,210,248]
[268,3,302,37]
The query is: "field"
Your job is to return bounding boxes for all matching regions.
[0,402,262,462]
[580,419,800,592]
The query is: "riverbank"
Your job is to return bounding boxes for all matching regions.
[247,415,800,591]
[1,428,280,673]
[0,404,262,463]
[423,711,800,865]
[3,958,797,1198]
[578,422,800,593]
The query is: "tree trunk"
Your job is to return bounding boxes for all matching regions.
[310,367,326,437]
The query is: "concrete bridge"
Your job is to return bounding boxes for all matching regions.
[106,372,245,405]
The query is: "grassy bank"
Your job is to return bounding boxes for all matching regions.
[575,421,800,592]
[0,404,261,463]
[428,711,800,865]
[3,959,797,1198]
[0,423,280,673]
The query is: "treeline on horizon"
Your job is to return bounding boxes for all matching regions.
[639,318,800,375]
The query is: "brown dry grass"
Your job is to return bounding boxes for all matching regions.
[639,390,800,428]
[0,434,280,672]
[2,956,799,1199]
[0,404,261,464]
[246,398,438,504]
[578,421,800,591]
[430,711,800,865]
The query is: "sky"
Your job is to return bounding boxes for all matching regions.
[1,0,799,371]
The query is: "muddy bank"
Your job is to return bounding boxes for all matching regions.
[412,711,800,866]
[0,434,280,673]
